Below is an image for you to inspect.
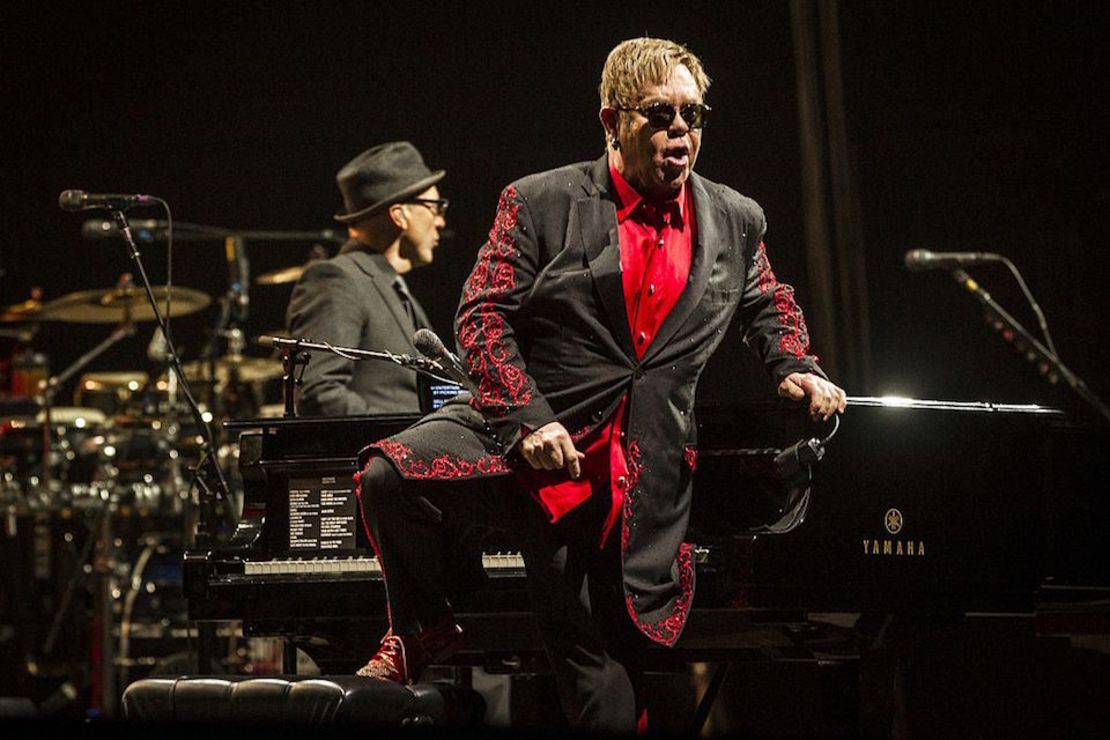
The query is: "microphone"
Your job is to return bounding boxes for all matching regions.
[81,218,167,241]
[412,328,476,394]
[904,249,1003,272]
[58,189,157,212]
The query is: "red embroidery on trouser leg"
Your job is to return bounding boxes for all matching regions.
[623,543,694,647]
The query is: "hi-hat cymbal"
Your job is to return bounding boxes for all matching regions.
[180,355,283,384]
[41,286,211,323]
[255,263,310,285]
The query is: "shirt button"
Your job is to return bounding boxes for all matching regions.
[647,284,656,296]
[657,238,665,248]
[637,332,646,344]
[616,476,627,489]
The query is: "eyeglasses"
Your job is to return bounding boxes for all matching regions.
[406,197,450,216]
[616,102,711,130]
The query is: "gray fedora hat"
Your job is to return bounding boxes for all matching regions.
[333,141,445,224]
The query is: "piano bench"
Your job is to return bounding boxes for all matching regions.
[121,675,486,727]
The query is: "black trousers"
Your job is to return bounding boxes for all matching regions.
[359,453,648,733]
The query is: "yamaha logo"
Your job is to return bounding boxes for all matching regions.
[862,506,925,557]
[885,508,903,534]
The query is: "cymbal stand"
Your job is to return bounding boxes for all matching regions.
[107,209,230,546]
[198,235,250,416]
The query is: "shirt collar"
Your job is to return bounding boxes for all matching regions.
[608,154,687,226]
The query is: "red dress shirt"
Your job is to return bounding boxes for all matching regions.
[517,157,695,548]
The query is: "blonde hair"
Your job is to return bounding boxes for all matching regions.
[599,37,711,110]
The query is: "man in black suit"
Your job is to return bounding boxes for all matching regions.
[287,142,448,416]
[356,39,846,732]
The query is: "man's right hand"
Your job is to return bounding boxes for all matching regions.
[519,421,584,480]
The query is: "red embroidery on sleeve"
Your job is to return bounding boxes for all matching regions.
[458,186,535,416]
[754,242,812,359]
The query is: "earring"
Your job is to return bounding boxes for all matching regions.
[610,136,620,150]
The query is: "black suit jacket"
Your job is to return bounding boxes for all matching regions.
[371,156,822,646]
[287,243,431,416]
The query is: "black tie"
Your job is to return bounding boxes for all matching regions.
[393,276,420,332]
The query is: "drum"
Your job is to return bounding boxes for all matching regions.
[9,349,48,398]
[73,371,148,418]
[81,369,205,513]
[96,418,193,514]
[115,533,191,686]
[0,408,107,505]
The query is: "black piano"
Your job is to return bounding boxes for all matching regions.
[184,398,1110,735]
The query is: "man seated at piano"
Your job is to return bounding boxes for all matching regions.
[355,37,846,733]
[287,141,448,416]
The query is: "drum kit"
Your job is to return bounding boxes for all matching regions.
[0,278,290,515]
[0,258,314,713]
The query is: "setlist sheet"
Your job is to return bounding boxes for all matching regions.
[287,474,358,551]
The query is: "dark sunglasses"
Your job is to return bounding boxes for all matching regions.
[405,197,450,216]
[617,101,711,130]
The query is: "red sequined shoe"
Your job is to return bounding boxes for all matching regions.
[356,619,463,684]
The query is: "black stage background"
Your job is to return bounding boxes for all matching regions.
[3,1,1108,411]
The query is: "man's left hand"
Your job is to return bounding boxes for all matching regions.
[777,372,847,421]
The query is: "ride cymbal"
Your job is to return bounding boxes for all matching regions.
[41,286,211,323]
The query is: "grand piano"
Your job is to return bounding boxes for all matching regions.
[184,397,1110,734]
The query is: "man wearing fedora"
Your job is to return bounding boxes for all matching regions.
[287,141,449,416]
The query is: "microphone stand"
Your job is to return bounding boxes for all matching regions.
[951,269,1110,423]
[108,210,231,545]
[277,341,311,418]
[262,335,459,417]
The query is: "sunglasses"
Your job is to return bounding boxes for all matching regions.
[616,101,711,130]
[406,197,450,216]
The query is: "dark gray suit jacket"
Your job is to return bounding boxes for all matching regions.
[371,155,824,646]
[286,242,431,416]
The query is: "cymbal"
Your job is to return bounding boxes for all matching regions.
[1,298,45,323]
[78,371,149,393]
[41,286,211,323]
[255,263,310,285]
[180,355,283,384]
